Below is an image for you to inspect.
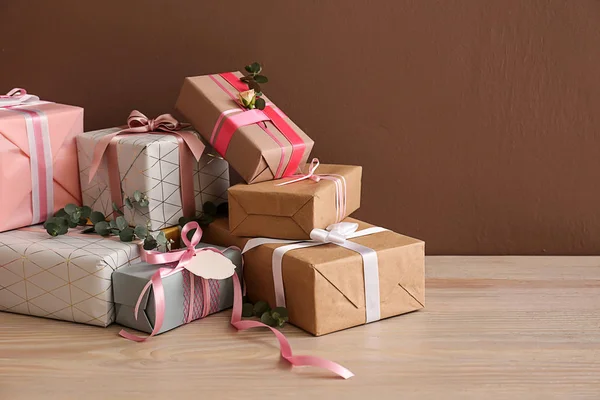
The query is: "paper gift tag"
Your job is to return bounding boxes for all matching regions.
[184,250,237,280]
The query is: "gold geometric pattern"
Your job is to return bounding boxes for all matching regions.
[0,228,141,327]
[77,128,229,231]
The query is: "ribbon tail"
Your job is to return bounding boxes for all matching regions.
[175,130,206,161]
[88,132,120,182]
[230,274,353,379]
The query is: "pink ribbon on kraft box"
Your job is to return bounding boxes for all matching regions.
[0,88,82,232]
[119,222,354,379]
[208,72,307,179]
[87,110,206,218]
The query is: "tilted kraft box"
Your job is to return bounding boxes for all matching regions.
[228,164,362,239]
[201,218,425,336]
[176,71,314,184]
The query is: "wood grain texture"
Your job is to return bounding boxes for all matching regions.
[1,256,599,399]
[2,1,600,254]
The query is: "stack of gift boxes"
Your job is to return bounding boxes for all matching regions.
[0,67,424,373]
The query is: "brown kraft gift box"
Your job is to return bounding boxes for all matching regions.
[202,217,425,336]
[175,72,314,184]
[228,164,362,239]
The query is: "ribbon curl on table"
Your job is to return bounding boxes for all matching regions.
[243,222,388,324]
[120,221,354,379]
[276,158,347,223]
[88,110,206,217]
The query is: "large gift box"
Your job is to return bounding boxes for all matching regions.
[77,113,229,231]
[175,71,314,184]
[228,161,362,239]
[0,227,141,326]
[113,244,242,335]
[202,218,425,336]
[0,89,83,232]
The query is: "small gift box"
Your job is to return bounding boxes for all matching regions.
[202,218,425,336]
[175,71,314,184]
[113,243,242,335]
[0,88,83,232]
[77,111,229,231]
[0,227,141,326]
[228,159,362,239]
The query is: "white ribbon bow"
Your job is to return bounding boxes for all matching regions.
[243,222,388,324]
[0,88,42,108]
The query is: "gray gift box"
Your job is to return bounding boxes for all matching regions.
[113,244,242,335]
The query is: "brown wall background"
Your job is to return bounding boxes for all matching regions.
[2,1,599,254]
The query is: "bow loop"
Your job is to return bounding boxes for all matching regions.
[126,110,183,133]
[327,222,359,236]
[0,88,40,107]
[310,222,358,244]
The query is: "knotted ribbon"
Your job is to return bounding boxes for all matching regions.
[243,222,388,324]
[0,88,53,225]
[120,221,354,379]
[88,110,206,217]
[277,158,347,223]
[208,72,307,179]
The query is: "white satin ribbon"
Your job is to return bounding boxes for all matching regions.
[242,222,388,323]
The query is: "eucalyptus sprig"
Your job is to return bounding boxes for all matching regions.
[241,300,289,328]
[179,201,228,241]
[239,62,268,110]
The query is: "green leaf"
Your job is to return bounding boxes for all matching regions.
[54,209,68,218]
[178,216,192,227]
[260,311,277,327]
[244,64,254,73]
[197,214,215,227]
[119,227,135,242]
[109,219,118,229]
[133,190,142,202]
[255,97,266,110]
[247,80,261,93]
[81,227,95,234]
[239,75,252,82]
[67,219,78,228]
[90,211,105,224]
[124,197,133,210]
[94,221,110,236]
[111,228,121,235]
[80,206,92,219]
[216,202,229,217]
[276,317,287,328]
[64,203,78,215]
[45,222,60,237]
[272,307,288,319]
[186,228,196,242]
[143,237,158,250]
[115,216,128,231]
[134,225,148,239]
[253,75,268,84]
[138,198,149,207]
[112,202,124,216]
[202,201,218,216]
[242,303,254,318]
[78,218,88,226]
[248,62,261,74]
[156,231,167,244]
[70,209,82,222]
[253,301,270,317]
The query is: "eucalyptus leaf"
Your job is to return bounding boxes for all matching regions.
[244,65,253,73]
[178,216,191,227]
[111,228,121,235]
[254,75,268,84]
[57,223,69,235]
[249,62,261,74]
[78,218,88,226]
[119,227,135,242]
[54,209,68,218]
[272,306,288,319]
[115,216,128,231]
[64,203,77,215]
[133,190,142,202]
[253,301,270,317]
[138,198,149,207]
[276,317,287,328]
[90,211,105,224]
[260,311,277,327]
[94,221,110,236]
[255,97,266,110]
[67,219,78,228]
[80,206,92,219]
[110,219,118,229]
[156,231,167,244]
[143,237,158,250]
[247,80,261,93]
[81,227,95,234]
[70,209,81,223]
[242,303,254,318]
[216,202,229,217]
[202,201,218,216]
[124,197,133,210]
[198,214,215,226]
[45,222,59,237]
[112,202,124,216]
[134,225,148,239]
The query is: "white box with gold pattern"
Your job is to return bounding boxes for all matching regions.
[0,227,141,326]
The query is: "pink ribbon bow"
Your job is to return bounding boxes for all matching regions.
[0,88,41,107]
[277,158,347,222]
[120,221,354,379]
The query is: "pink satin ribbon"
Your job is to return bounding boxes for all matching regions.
[207,72,307,179]
[119,222,354,379]
[1,88,27,98]
[277,158,347,222]
[88,110,206,216]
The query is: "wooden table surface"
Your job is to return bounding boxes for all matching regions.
[1,256,599,399]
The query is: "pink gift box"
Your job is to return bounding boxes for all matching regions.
[0,91,83,232]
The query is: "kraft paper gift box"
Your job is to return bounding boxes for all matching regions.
[0,89,83,233]
[228,163,362,239]
[0,227,141,326]
[113,244,242,335]
[175,71,314,184]
[77,119,229,231]
[202,218,425,336]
